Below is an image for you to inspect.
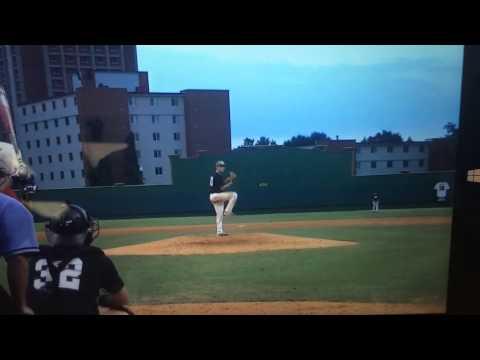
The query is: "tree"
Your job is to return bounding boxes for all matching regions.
[284,132,331,147]
[444,122,458,137]
[365,130,403,144]
[243,137,255,147]
[255,136,275,146]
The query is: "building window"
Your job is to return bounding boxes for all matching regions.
[64,55,76,65]
[63,98,67,107]
[50,67,63,77]
[24,124,28,133]
[58,154,63,162]
[419,159,424,167]
[150,98,154,106]
[153,132,160,141]
[387,146,393,153]
[403,160,409,168]
[48,155,52,163]
[34,122,38,131]
[42,103,46,112]
[54,119,59,127]
[109,57,121,66]
[32,105,36,114]
[129,98,133,106]
[171,98,178,106]
[152,115,156,124]
[67,135,72,144]
[387,160,393,168]
[108,45,121,54]
[22,107,26,116]
[135,133,140,142]
[65,117,70,126]
[50,172,54,181]
[67,152,73,161]
[48,55,61,65]
[130,115,134,124]
[40,173,44,181]
[94,46,106,54]
[26,141,31,149]
[154,150,162,158]
[37,156,42,165]
[74,97,77,106]
[76,116,79,124]
[36,140,40,148]
[419,145,425,153]
[81,169,85,178]
[52,100,56,110]
[172,115,177,124]
[52,79,64,89]
[370,146,376,153]
[79,56,91,66]
[60,171,65,180]
[174,132,181,141]
[56,136,61,145]
[70,170,75,178]
[44,120,48,129]
[78,46,90,54]
[155,167,163,175]
[80,151,84,160]
[95,56,106,66]
[174,149,181,156]
[356,161,361,169]
[63,46,76,53]
[28,157,33,166]
[47,46,60,53]
[46,138,50,147]
[403,145,409,153]
[371,161,377,169]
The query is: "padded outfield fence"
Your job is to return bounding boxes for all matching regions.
[31,148,455,219]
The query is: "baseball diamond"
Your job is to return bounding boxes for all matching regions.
[0,207,452,315]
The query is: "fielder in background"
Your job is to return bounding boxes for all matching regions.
[372,193,380,212]
[26,203,130,315]
[0,141,39,315]
[209,160,238,236]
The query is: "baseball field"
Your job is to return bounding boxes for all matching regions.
[0,207,452,315]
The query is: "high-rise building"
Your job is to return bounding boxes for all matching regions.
[0,45,138,105]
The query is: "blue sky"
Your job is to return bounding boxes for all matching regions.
[137,46,464,148]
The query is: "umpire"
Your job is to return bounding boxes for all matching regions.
[0,141,39,315]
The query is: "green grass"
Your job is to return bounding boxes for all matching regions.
[2,207,452,307]
[33,207,451,231]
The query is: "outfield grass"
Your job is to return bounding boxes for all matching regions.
[2,208,452,307]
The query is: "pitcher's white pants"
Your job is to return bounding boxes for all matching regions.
[372,200,380,212]
[209,192,238,234]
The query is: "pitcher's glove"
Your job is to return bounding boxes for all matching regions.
[226,171,237,183]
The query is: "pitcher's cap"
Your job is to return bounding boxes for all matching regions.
[216,160,225,167]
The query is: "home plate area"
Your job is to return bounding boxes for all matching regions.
[104,232,357,256]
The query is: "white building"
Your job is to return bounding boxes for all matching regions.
[14,71,231,189]
[355,142,429,176]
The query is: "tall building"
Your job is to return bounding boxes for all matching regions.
[13,71,231,189]
[0,45,138,105]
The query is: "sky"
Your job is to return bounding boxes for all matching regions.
[137,45,464,148]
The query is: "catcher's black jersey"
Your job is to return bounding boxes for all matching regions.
[209,173,225,193]
[27,245,124,315]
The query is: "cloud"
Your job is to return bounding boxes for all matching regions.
[139,45,464,68]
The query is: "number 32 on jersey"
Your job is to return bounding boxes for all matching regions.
[33,258,84,291]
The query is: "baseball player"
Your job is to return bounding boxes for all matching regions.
[26,203,130,315]
[0,141,39,315]
[372,193,380,212]
[209,160,238,236]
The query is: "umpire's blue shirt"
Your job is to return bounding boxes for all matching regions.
[0,193,38,258]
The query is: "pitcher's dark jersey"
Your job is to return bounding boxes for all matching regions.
[27,245,124,315]
[209,173,225,194]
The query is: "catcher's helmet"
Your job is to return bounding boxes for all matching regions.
[45,204,99,247]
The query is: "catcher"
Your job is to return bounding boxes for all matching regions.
[209,160,238,236]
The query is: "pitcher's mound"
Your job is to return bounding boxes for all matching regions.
[104,232,356,256]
